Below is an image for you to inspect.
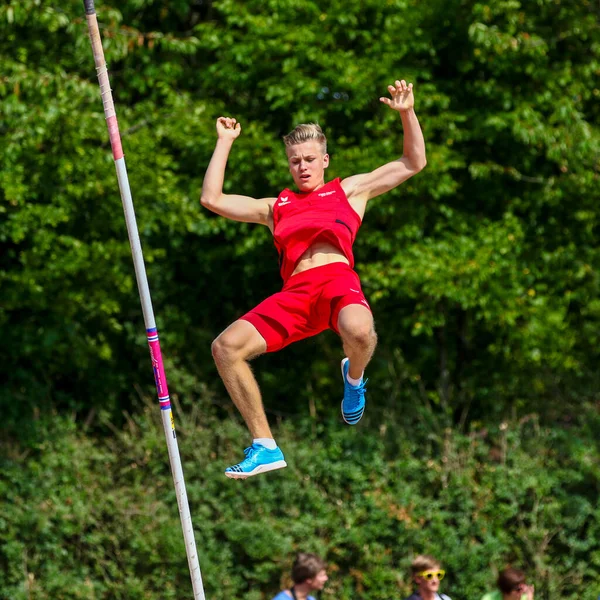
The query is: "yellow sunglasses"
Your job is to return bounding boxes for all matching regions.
[417,570,445,581]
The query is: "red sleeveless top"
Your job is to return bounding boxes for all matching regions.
[272,178,362,282]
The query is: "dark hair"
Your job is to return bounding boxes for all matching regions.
[291,553,327,584]
[497,567,526,593]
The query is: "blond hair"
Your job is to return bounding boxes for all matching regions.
[283,123,327,154]
[410,555,441,577]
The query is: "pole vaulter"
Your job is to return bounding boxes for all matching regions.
[82,2,205,598]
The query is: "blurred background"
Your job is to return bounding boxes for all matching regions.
[1,0,599,598]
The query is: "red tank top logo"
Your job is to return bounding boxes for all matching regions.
[272,178,361,282]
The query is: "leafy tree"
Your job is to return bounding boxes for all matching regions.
[1,1,599,598]
[1,408,599,599]
[2,0,599,425]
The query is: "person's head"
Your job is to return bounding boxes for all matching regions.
[283,124,329,193]
[497,567,528,598]
[291,552,328,591]
[411,555,445,596]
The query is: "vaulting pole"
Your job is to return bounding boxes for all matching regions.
[82,3,205,597]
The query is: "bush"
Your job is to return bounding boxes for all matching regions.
[1,403,598,600]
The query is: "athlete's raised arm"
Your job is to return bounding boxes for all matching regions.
[200,117,276,226]
[342,80,426,209]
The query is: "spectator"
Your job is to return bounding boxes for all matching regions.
[404,555,451,600]
[272,553,328,600]
[481,567,534,600]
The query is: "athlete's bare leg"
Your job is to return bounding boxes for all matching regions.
[211,320,272,439]
[337,304,377,378]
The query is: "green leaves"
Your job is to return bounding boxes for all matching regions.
[1,1,599,594]
[2,409,599,599]
[0,0,598,459]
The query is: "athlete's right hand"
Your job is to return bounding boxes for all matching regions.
[216,116,241,141]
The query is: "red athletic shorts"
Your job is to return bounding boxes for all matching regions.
[240,262,371,353]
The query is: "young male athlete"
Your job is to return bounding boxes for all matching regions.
[201,79,426,478]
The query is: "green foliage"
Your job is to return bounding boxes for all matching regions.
[1,407,599,599]
[1,1,599,597]
[1,0,599,424]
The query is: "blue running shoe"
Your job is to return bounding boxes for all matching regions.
[341,357,368,425]
[225,443,287,479]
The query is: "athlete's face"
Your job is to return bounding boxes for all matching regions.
[286,141,329,192]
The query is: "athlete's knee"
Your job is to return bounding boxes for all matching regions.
[211,331,245,365]
[211,321,265,365]
[211,334,232,366]
[342,321,377,350]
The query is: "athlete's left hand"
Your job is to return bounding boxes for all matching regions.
[380,79,414,112]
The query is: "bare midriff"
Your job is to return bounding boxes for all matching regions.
[291,240,349,276]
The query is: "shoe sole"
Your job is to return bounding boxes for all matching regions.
[341,358,364,425]
[225,460,287,480]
